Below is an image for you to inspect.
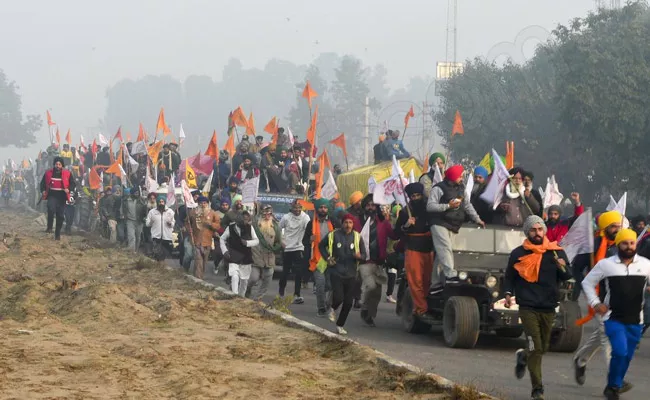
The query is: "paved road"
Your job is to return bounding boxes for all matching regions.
[185,264,649,400]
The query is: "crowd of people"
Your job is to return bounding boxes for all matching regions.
[4,130,650,400]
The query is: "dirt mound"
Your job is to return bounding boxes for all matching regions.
[0,209,457,400]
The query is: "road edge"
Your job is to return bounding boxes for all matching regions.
[178,270,499,400]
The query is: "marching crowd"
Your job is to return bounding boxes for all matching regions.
[3,132,650,400]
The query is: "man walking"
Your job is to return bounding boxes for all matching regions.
[249,205,282,300]
[307,198,335,317]
[319,213,366,335]
[505,215,572,400]
[279,200,310,303]
[582,228,650,400]
[122,188,148,251]
[145,195,176,265]
[40,156,75,240]
[427,165,485,293]
[220,210,259,297]
[187,196,220,280]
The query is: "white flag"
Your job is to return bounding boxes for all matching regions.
[118,164,128,179]
[79,134,86,149]
[146,167,158,194]
[465,173,474,200]
[122,144,139,169]
[98,133,109,146]
[167,173,176,207]
[432,164,443,185]
[480,149,510,209]
[373,176,408,206]
[179,124,186,143]
[543,175,564,209]
[202,170,213,194]
[181,179,197,209]
[606,195,617,211]
[99,172,104,193]
[360,217,371,261]
[321,170,338,200]
[409,169,416,184]
[287,128,295,147]
[391,155,403,179]
[131,141,147,156]
[560,208,594,262]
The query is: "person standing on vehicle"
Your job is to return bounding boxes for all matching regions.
[319,213,367,335]
[545,192,583,243]
[426,165,485,293]
[358,194,396,327]
[581,228,650,400]
[145,195,175,265]
[395,182,434,320]
[220,210,259,297]
[187,196,221,280]
[419,152,445,195]
[279,199,310,303]
[505,215,572,400]
[249,205,282,301]
[306,198,335,317]
[573,210,628,389]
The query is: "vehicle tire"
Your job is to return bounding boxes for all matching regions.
[401,289,431,334]
[549,300,583,353]
[443,296,480,349]
[495,328,524,338]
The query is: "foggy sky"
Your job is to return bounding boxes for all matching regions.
[0,0,594,160]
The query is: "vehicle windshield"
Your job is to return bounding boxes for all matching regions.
[257,195,300,220]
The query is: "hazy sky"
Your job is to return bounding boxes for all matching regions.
[1,0,595,159]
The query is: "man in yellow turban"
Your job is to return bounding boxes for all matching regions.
[572,210,631,392]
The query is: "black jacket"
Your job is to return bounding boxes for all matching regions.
[504,246,572,311]
[394,205,433,253]
[318,229,366,279]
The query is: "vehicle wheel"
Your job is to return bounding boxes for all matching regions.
[495,328,524,338]
[443,296,480,349]
[401,289,431,334]
[549,301,583,353]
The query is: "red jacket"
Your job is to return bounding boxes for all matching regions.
[546,204,585,242]
[358,215,398,264]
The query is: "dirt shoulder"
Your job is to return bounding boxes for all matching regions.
[0,206,474,400]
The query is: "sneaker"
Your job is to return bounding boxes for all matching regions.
[620,381,633,393]
[317,309,327,318]
[515,349,527,380]
[531,388,544,400]
[293,296,304,305]
[328,309,336,323]
[573,358,586,385]
[603,386,620,400]
[45,228,52,233]
[362,315,376,327]
[353,299,361,310]
[386,295,397,304]
[336,326,348,335]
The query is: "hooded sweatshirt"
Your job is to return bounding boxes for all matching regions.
[280,211,310,252]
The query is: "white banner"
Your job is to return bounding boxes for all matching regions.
[167,173,176,207]
[464,173,474,200]
[131,140,147,155]
[543,175,563,209]
[321,170,338,200]
[98,133,109,146]
[559,207,594,262]
[181,179,197,209]
[480,149,510,209]
[241,176,260,204]
[373,176,409,206]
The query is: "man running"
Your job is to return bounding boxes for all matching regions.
[40,156,75,240]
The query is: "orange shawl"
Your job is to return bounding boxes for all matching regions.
[309,218,334,272]
[576,237,615,326]
[514,237,563,283]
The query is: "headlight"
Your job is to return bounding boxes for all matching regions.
[458,272,468,281]
[486,275,498,288]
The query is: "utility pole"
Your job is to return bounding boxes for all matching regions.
[364,96,369,165]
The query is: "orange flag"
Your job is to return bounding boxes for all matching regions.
[137,122,146,142]
[306,105,319,145]
[156,108,170,135]
[148,140,164,164]
[46,110,56,126]
[65,129,72,145]
[404,106,415,128]
[205,130,219,159]
[452,110,464,136]
[232,107,249,128]
[264,117,278,135]
[224,132,236,158]
[302,81,318,109]
[314,150,330,199]
[126,132,132,142]
[89,167,102,190]
[55,128,61,144]
[505,141,515,169]
[328,133,347,158]
[246,112,256,136]
[114,126,123,143]
[105,161,122,176]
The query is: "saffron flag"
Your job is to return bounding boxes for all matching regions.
[205,130,219,159]
[452,110,464,136]
[114,126,123,143]
[264,117,278,135]
[156,108,168,135]
[65,129,72,145]
[126,132,132,142]
[307,105,319,145]
[302,81,318,109]
[185,159,198,189]
[224,132,236,158]
[246,112,256,136]
[137,122,146,142]
[91,139,98,156]
[105,161,122,176]
[505,141,514,169]
[148,141,164,165]
[328,133,347,158]
[227,111,235,136]
[232,107,249,128]
[55,128,61,145]
[404,106,415,128]
[46,110,56,126]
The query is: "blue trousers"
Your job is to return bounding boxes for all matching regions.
[604,319,643,389]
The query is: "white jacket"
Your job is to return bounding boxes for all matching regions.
[146,207,175,241]
[279,211,310,252]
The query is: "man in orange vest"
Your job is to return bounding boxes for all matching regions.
[40,156,75,240]
[307,198,335,317]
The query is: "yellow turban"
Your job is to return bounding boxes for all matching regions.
[615,228,637,246]
[598,210,622,231]
[349,191,364,206]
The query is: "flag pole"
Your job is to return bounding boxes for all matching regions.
[305,104,316,200]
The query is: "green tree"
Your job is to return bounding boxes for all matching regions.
[0,69,42,148]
